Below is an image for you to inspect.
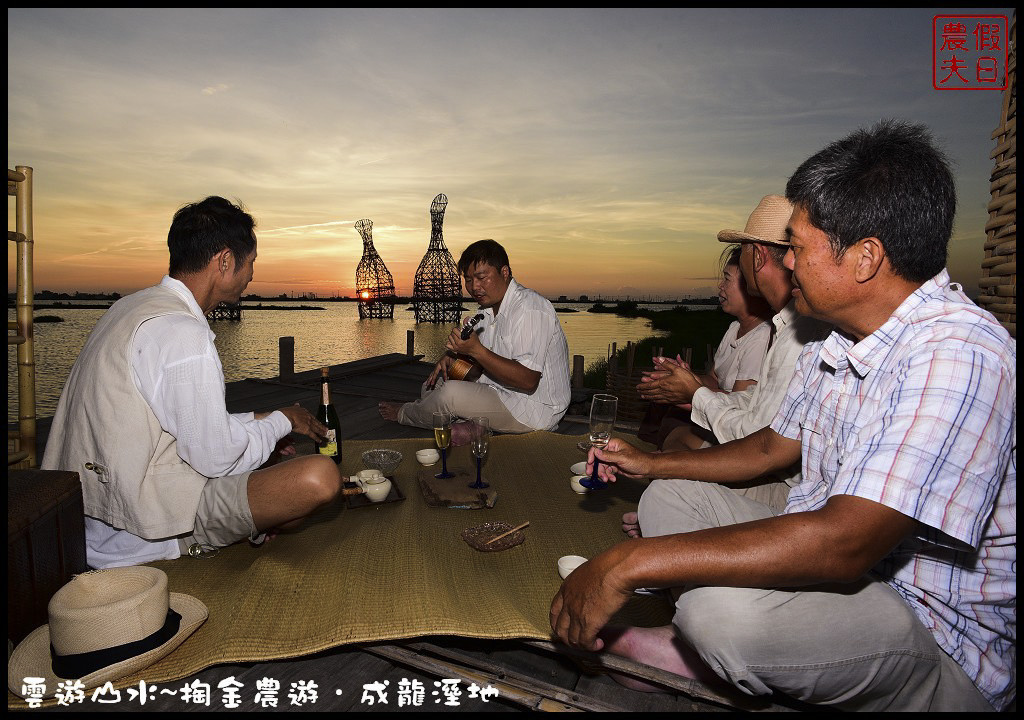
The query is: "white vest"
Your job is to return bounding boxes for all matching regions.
[42,285,210,539]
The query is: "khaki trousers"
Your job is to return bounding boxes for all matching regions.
[398,378,536,434]
[177,470,261,556]
[637,480,993,711]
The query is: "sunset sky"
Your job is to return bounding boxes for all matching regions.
[7,8,1012,300]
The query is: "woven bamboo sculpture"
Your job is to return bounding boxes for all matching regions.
[412,193,463,323]
[354,219,396,319]
[979,12,1016,338]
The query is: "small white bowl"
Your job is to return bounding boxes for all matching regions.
[416,448,440,466]
[569,475,590,494]
[570,461,587,476]
[557,555,588,579]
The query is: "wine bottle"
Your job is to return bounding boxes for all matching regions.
[317,366,341,464]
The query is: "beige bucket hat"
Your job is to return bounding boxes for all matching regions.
[8,566,207,699]
[717,194,794,246]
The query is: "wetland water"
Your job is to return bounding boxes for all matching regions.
[8,301,702,422]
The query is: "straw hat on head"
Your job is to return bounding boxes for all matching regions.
[8,566,207,699]
[717,195,794,247]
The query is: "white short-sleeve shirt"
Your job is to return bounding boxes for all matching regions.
[713,320,771,391]
[473,278,571,430]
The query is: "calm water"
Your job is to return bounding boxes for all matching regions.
[8,302,690,422]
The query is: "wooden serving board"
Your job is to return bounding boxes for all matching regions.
[416,468,497,509]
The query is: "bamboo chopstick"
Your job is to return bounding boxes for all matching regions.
[485,521,530,545]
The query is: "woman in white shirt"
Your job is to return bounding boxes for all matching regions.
[706,245,772,392]
[640,246,772,448]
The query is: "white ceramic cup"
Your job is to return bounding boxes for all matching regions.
[557,555,588,579]
[570,461,587,476]
[416,449,440,466]
[569,475,590,494]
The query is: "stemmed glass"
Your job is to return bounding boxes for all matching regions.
[432,411,455,479]
[468,416,490,489]
[581,394,617,490]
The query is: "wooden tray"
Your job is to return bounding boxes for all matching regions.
[417,468,498,509]
[345,479,406,509]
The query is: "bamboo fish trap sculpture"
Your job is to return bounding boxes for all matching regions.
[412,193,463,324]
[354,219,396,319]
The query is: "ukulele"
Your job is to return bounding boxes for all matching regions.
[447,313,485,381]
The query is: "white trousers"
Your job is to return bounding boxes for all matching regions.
[398,378,536,434]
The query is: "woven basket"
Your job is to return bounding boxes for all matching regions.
[978,13,1016,338]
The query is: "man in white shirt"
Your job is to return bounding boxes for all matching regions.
[632,195,831,513]
[42,196,342,568]
[379,239,570,435]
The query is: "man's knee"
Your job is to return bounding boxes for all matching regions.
[277,455,342,509]
[637,479,704,537]
[429,380,465,414]
[672,582,956,708]
[639,478,696,507]
[674,581,927,654]
[673,587,792,697]
[300,455,343,505]
[407,380,462,423]
[675,586,768,640]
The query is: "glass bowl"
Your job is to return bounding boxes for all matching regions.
[361,448,403,477]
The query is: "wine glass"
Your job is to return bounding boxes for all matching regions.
[432,411,455,479]
[468,416,490,489]
[581,394,617,489]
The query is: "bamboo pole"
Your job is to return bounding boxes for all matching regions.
[13,166,36,467]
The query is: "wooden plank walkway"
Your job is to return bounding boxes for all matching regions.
[17,354,797,713]
[225,354,593,447]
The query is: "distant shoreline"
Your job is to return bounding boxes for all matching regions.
[10,293,720,306]
[22,302,327,311]
[15,297,721,314]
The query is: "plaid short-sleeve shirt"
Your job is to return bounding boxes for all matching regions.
[771,270,1016,709]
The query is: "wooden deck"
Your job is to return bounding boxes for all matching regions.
[19,354,798,713]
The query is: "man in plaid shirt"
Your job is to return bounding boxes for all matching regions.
[551,121,1015,711]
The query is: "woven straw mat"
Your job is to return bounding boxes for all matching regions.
[83,432,670,690]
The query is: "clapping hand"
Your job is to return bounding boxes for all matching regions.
[637,355,704,407]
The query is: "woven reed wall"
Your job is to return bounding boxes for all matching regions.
[978,13,1016,338]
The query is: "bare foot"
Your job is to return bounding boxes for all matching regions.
[450,420,473,447]
[378,401,402,421]
[598,625,722,693]
[622,511,642,538]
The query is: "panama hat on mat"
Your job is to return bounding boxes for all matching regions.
[8,566,207,699]
[717,194,794,247]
